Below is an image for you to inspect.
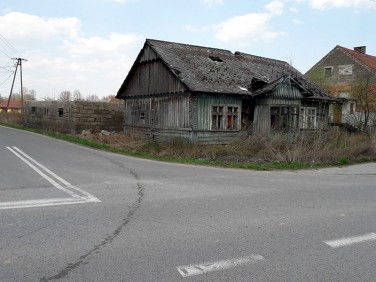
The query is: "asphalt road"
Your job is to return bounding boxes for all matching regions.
[1,125,376,281]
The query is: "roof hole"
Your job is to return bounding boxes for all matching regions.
[209,56,223,62]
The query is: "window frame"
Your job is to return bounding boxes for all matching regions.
[211,105,240,131]
[300,107,317,130]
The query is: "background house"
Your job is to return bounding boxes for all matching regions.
[306,45,376,131]
[116,39,335,144]
[0,100,23,113]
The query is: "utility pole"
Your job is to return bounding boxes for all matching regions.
[6,58,28,113]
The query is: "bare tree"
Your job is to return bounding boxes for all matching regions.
[86,94,100,102]
[101,94,123,104]
[350,75,376,132]
[73,90,84,101]
[58,91,72,102]
[23,87,36,101]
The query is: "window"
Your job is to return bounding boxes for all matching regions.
[211,105,239,130]
[350,103,355,114]
[58,108,64,117]
[212,106,224,130]
[339,92,350,99]
[300,107,316,129]
[324,67,333,77]
[31,107,36,115]
[270,106,299,131]
[140,112,145,119]
[227,106,239,130]
[339,65,353,75]
[44,108,49,116]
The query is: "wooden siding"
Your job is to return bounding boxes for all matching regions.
[270,83,304,99]
[124,125,246,144]
[125,95,191,129]
[122,46,187,97]
[195,95,242,130]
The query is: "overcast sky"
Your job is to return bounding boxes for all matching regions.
[0,0,375,100]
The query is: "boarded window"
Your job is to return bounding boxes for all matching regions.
[339,65,353,75]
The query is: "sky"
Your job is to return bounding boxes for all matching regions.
[0,0,375,100]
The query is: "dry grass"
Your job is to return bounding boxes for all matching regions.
[0,113,23,125]
[78,129,376,166]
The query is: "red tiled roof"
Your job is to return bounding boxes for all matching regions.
[338,45,376,72]
[0,100,23,109]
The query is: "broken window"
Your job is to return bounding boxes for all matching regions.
[212,106,224,130]
[270,106,299,131]
[300,107,316,129]
[58,108,64,117]
[211,105,239,130]
[226,106,239,130]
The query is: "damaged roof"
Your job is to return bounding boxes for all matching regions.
[117,39,333,101]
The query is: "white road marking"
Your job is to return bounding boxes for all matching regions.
[324,233,376,248]
[2,146,100,209]
[176,255,265,277]
[0,198,89,210]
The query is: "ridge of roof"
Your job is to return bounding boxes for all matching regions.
[337,45,376,73]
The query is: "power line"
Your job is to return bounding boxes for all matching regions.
[0,34,21,58]
[0,48,13,59]
[0,71,14,86]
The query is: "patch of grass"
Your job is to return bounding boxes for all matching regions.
[338,156,349,165]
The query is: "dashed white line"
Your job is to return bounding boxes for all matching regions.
[176,254,265,277]
[324,232,376,248]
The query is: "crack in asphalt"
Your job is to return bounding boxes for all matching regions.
[40,166,144,281]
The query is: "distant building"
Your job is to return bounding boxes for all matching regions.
[306,45,376,130]
[0,100,23,113]
[116,39,335,144]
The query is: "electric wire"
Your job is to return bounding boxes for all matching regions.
[0,34,22,58]
[0,71,14,86]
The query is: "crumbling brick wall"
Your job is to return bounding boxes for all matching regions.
[24,101,124,134]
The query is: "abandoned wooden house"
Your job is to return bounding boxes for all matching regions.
[116,39,336,144]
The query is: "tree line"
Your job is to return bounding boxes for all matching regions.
[0,88,122,104]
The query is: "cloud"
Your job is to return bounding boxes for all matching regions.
[266,1,284,15]
[303,0,374,9]
[202,0,224,6]
[0,12,81,40]
[0,12,143,98]
[214,1,285,45]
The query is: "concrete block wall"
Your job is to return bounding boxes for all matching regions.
[24,101,124,134]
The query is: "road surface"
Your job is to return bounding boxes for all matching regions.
[1,125,376,281]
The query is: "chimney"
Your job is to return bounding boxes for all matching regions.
[354,46,366,54]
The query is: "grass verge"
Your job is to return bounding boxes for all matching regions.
[1,122,376,170]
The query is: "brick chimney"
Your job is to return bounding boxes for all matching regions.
[354,46,366,54]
